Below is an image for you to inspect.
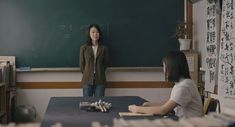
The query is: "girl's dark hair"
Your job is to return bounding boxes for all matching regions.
[162,51,191,82]
[86,24,103,46]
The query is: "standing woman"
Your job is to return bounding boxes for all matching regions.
[128,51,204,118]
[80,24,109,97]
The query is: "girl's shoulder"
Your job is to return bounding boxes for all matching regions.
[182,78,194,84]
[176,78,195,88]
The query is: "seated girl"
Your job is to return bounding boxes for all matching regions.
[128,51,204,118]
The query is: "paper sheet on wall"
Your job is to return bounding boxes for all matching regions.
[218,0,235,99]
[205,0,219,92]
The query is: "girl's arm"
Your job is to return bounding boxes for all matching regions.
[142,101,166,106]
[128,100,177,115]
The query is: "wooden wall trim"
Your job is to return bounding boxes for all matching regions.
[187,1,193,48]
[16,81,173,89]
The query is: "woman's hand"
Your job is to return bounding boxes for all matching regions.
[128,105,138,113]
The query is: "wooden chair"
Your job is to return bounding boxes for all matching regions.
[204,96,221,114]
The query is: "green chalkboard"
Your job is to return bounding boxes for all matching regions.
[0,0,183,68]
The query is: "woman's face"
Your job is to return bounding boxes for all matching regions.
[89,27,100,43]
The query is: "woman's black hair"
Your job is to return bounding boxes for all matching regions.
[162,51,191,82]
[86,24,103,46]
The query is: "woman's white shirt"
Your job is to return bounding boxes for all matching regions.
[170,78,204,118]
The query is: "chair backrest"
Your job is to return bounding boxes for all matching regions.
[204,96,221,114]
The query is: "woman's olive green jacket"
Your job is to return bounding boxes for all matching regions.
[79,44,109,86]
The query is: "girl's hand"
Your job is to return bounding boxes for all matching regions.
[142,102,151,106]
[128,105,138,113]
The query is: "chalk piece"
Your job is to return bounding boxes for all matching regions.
[19,66,31,71]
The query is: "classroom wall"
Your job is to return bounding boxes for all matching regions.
[192,0,207,68]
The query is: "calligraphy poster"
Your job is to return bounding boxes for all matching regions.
[205,0,219,92]
[218,0,235,99]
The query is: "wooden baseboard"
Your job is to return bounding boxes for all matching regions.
[16,81,173,89]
